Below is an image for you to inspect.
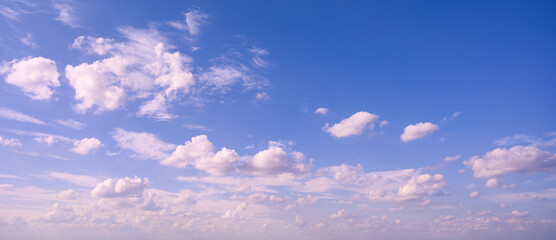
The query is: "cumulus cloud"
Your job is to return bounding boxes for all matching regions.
[112,128,175,160]
[395,174,446,201]
[400,122,439,142]
[485,178,515,189]
[323,111,379,137]
[330,209,349,219]
[59,189,78,200]
[0,107,47,125]
[241,147,311,176]
[470,191,479,198]
[255,92,269,100]
[67,26,194,117]
[511,210,529,217]
[162,135,239,176]
[314,108,328,114]
[54,119,84,129]
[0,135,22,147]
[1,56,60,100]
[71,137,103,155]
[464,145,556,178]
[91,176,149,198]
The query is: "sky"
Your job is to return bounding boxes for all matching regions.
[0,0,555,239]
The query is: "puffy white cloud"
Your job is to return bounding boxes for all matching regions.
[323,111,379,137]
[242,147,311,176]
[54,119,84,130]
[0,135,21,147]
[162,135,239,175]
[162,135,214,168]
[54,2,79,28]
[0,107,46,125]
[1,56,60,100]
[396,174,446,201]
[112,128,175,160]
[91,176,149,198]
[464,145,556,178]
[67,27,194,117]
[379,120,389,127]
[470,191,479,198]
[314,107,329,114]
[444,154,461,162]
[400,122,439,142]
[59,189,78,200]
[71,137,103,155]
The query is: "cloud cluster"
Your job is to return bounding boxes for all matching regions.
[68,27,194,118]
[91,176,149,198]
[323,111,380,137]
[112,128,175,160]
[464,145,556,178]
[0,135,21,147]
[1,56,60,100]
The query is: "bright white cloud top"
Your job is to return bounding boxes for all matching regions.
[323,111,380,137]
[400,122,440,142]
[0,2,554,240]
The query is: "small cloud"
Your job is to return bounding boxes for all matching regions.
[20,33,38,48]
[379,120,389,127]
[71,137,103,155]
[401,122,439,142]
[469,191,479,198]
[323,111,379,138]
[314,108,329,115]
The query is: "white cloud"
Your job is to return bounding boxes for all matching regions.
[0,135,21,147]
[33,135,57,145]
[71,137,103,155]
[241,147,311,176]
[330,209,348,219]
[59,189,78,199]
[379,120,389,127]
[323,111,379,137]
[0,107,47,125]
[1,56,60,100]
[395,173,446,201]
[441,111,461,122]
[91,176,149,198]
[470,191,479,198]
[400,122,439,142]
[162,135,239,176]
[67,27,194,116]
[184,10,208,35]
[53,2,79,28]
[314,108,328,115]
[112,128,175,160]
[249,47,270,68]
[198,65,248,91]
[485,178,514,189]
[444,154,461,162]
[54,119,84,129]
[464,145,556,178]
[48,172,101,187]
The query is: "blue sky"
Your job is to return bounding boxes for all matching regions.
[0,1,555,239]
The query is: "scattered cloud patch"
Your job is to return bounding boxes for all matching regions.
[112,128,175,160]
[1,56,60,100]
[0,135,22,147]
[71,137,103,155]
[54,119,84,129]
[314,108,328,115]
[91,176,149,198]
[464,145,556,178]
[401,122,439,142]
[323,111,380,137]
[53,2,79,28]
[444,155,461,162]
